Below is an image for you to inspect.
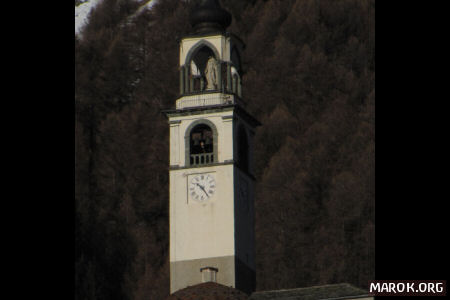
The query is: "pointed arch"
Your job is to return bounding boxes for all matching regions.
[184,39,220,67]
[231,46,242,75]
[182,40,221,94]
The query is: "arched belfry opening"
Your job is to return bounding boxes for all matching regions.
[179,39,243,98]
[185,43,220,93]
[231,46,242,97]
[191,124,213,154]
[180,40,225,95]
[185,120,218,166]
[190,45,217,77]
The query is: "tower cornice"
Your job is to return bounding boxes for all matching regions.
[162,104,261,128]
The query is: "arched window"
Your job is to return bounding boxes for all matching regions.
[186,120,218,166]
[237,125,249,173]
[183,41,221,94]
[232,67,239,95]
[231,47,242,97]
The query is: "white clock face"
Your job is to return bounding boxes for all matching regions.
[189,173,216,202]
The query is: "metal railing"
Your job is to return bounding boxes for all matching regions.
[190,153,214,166]
[176,93,235,109]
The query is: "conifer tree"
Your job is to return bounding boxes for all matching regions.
[75,0,375,297]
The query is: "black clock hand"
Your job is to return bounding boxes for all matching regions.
[200,186,209,197]
[196,183,209,197]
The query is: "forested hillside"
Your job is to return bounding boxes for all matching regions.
[75,0,375,299]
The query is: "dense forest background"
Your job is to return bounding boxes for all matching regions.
[75,0,375,299]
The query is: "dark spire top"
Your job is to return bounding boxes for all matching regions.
[189,0,232,34]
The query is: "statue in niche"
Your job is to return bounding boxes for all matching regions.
[205,56,218,90]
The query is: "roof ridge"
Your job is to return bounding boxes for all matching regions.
[252,283,356,294]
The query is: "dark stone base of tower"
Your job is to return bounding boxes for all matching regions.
[235,257,256,294]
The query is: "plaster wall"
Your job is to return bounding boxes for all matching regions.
[169,164,235,263]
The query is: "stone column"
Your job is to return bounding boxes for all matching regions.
[227,63,231,92]
[180,66,185,95]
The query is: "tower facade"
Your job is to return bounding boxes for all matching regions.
[164,0,259,295]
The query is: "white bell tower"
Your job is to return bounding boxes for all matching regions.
[164,0,260,294]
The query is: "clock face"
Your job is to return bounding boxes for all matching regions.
[189,173,216,203]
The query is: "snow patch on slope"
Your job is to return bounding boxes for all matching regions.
[139,0,158,13]
[75,0,102,35]
[75,0,158,36]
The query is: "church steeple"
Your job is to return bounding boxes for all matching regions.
[177,1,244,109]
[164,1,259,295]
[189,0,232,34]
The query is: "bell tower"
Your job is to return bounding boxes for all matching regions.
[164,0,260,294]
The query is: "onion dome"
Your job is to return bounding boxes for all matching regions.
[165,282,248,300]
[189,0,232,34]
